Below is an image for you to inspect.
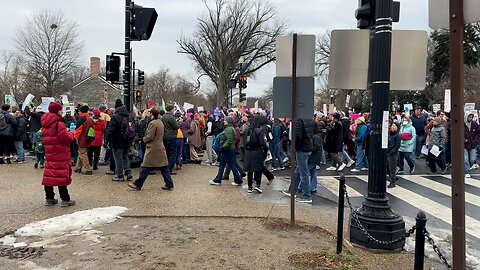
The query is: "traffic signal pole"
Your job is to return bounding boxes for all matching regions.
[124,0,132,112]
[349,0,406,250]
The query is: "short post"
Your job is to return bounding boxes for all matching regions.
[337,175,346,254]
[414,211,427,270]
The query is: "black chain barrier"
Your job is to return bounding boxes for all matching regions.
[0,245,45,259]
[424,229,453,270]
[341,182,453,270]
[343,183,416,245]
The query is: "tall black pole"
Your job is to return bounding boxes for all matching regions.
[449,0,466,268]
[349,0,405,250]
[124,0,132,112]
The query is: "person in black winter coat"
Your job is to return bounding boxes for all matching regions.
[325,113,346,172]
[298,123,322,194]
[0,104,18,163]
[13,108,28,163]
[387,122,401,188]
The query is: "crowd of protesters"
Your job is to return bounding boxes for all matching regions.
[0,99,479,206]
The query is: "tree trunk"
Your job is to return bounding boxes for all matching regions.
[216,75,228,106]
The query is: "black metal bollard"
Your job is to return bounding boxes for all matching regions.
[414,211,427,270]
[337,175,346,254]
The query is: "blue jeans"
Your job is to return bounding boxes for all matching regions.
[340,148,353,163]
[293,151,312,199]
[133,166,173,189]
[398,151,415,171]
[415,134,425,157]
[298,162,317,192]
[355,143,368,170]
[271,143,284,168]
[213,149,242,184]
[464,149,477,174]
[14,141,25,161]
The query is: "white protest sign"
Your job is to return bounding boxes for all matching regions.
[161,99,166,110]
[40,97,55,112]
[183,102,194,111]
[382,111,390,149]
[323,104,327,114]
[197,106,204,112]
[254,100,259,112]
[4,94,14,105]
[61,95,69,105]
[465,103,475,112]
[346,94,351,108]
[444,89,451,113]
[432,104,441,113]
[22,94,35,111]
[404,103,413,117]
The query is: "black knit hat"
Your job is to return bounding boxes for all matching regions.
[79,105,89,113]
[115,99,123,109]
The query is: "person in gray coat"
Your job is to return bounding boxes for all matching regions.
[427,117,447,174]
[0,104,18,164]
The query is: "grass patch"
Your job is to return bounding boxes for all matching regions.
[289,251,368,270]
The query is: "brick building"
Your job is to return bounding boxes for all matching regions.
[70,57,123,108]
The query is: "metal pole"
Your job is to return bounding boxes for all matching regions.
[124,0,132,112]
[289,33,298,225]
[449,0,466,268]
[349,0,405,250]
[414,211,427,270]
[337,175,346,254]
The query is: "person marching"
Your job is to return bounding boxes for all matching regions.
[128,108,174,191]
[41,102,75,207]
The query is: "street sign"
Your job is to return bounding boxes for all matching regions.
[329,30,428,91]
[276,34,316,77]
[272,77,314,118]
[429,0,480,30]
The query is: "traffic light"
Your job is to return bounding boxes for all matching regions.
[355,0,375,29]
[106,55,120,82]
[137,70,145,86]
[238,75,248,89]
[239,93,246,102]
[135,90,142,102]
[129,5,158,41]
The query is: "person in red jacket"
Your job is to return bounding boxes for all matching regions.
[41,102,75,207]
[74,105,94,175]
[88,109,107,170]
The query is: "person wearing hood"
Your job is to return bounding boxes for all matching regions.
[88,109,107,171]
[105,99,134,181]
[0,104,18,164]
[73,105,94,175]
[188,113,202,164]
[40,102,75,207]
[426,117,447,174]
[464,113,480,178]
[398,116,416,175]
[387,121,401,188]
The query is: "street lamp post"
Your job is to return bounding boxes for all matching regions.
[349,0,406,250]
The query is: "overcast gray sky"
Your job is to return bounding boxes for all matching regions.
[0,0,430,97]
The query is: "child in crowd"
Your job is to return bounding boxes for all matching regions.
[34,129,45,168]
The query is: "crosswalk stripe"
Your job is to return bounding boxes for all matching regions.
[398,175,480,206]
[435,174,480,189]
[354,175,480,240]
[318,177,363,197]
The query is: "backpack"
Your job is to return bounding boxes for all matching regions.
[361,124,372,142]
[121,116,136,140]
[212,133,223,154]
[0,113,8,131]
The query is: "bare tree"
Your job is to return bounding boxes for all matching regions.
[178,0,286,105]
[13,10,84,97]
[315,31,331,77]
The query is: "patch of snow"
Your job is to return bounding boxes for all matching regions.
[132,225,139,229]
[15,206,127,238]
[12,242,28,248]
[0,235,16,245]
[17,261,69,270]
